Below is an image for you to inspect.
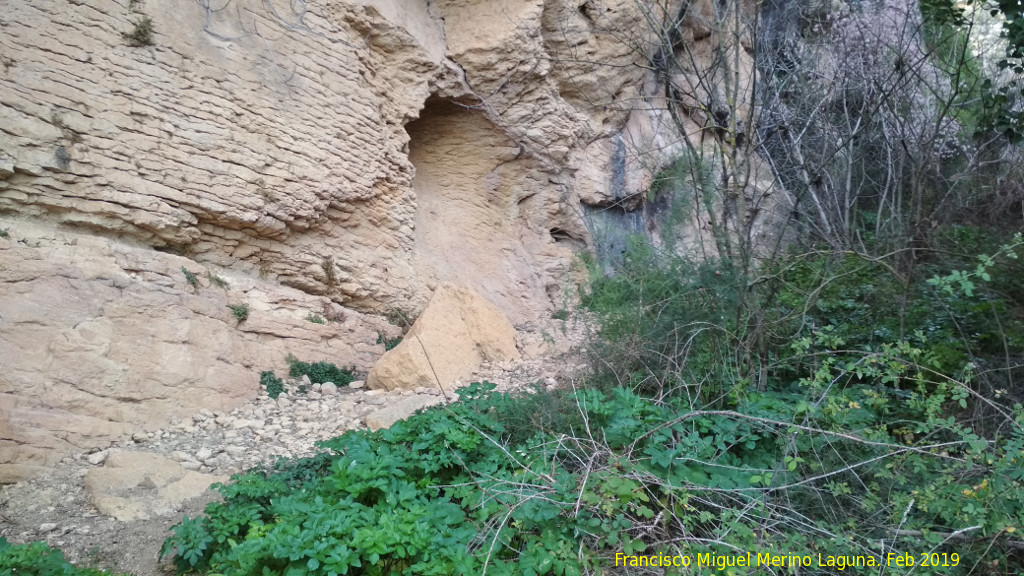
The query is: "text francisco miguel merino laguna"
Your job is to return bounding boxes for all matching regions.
[615,551,922,571]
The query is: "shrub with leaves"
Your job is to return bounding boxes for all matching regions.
[228,303,249,325]
[0,538,121,576]
[259,370,284,399]
[159,516,213,574]
[163,228,1024,575]
[122,16,154,46]
[285,354,356,386]
[376,332,402,351]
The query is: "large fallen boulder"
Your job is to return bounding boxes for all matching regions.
[84,451,227,521]
[366,284,520,392]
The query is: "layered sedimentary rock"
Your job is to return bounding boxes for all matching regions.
[0,0,768,479]
[0,223,389,482]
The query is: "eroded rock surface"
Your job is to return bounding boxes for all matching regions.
[84,452,228,522]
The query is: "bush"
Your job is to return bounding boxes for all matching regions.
[208,273,228,289]
[285,354,356,386]
[227,303,249,325]
[259,371,284,399]
[181,267,199,293]
[376,332,402,351]
[0,538,121,575]
[579,240,747,402]
[165,229,1024,576]
[122,16,154,47]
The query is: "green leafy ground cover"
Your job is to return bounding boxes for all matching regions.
[156,371,1023,575]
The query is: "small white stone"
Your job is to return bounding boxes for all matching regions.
[39,523,57,533]
[348,380,365,389]
[321,382,338,395]
[195,447,214,461]
[86,450,108,465]
[277,397,291,409]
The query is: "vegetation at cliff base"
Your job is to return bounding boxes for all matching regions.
[155,226,1024,574]
[284,355,357,387]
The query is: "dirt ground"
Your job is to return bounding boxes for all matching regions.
[0,463,219,575]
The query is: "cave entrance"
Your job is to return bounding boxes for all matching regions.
[405,98,547,321]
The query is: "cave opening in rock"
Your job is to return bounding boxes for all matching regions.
[404,98,555,322]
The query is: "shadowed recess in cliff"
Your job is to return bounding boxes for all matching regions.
[405,97,577,323]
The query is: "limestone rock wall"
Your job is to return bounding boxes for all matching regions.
[0,222,391,482]
[0,0,443,310]
[0,0,767,479]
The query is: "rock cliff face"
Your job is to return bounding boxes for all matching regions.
[0,0,762,480]
[0,222,390,482]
